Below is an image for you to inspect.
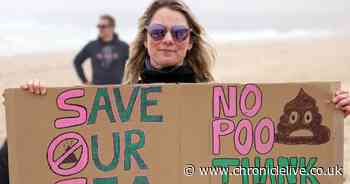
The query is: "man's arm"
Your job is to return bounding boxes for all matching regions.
[73,44,90,84]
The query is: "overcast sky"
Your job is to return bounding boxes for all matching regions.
[0,0,348,15]
[0,0,349,30]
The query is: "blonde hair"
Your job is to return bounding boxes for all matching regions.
[123,0,215,84]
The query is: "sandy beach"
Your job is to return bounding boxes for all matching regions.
[1,37,350,181]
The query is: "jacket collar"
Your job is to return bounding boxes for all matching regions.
[98,33,119,44]
[140,57,196,84]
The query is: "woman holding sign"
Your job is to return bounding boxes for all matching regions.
[1,0,350,183]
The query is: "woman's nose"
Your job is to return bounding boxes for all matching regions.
[162,31,175,44]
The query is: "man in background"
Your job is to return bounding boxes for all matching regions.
[0,15,130,184]
[74,14,129,85]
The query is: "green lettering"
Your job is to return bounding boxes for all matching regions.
[113,87,140,123]
[141,87,163,122]
[212,158,240,184]
[91,133,120,172]
[88,88,116,124]
[124,129,148,170]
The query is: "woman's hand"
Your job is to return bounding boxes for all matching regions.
[20,79,47,95]
[333,90,350,117]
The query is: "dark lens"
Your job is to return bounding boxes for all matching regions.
[97,24,109,29]
[147,24,167,41]
[171,26,190,42]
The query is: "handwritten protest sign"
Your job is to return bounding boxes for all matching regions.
[4,82,344,184]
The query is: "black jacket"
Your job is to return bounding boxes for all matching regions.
[139,58,196,84]
[0,62,197,184]
[0,142,8,184]
[74,34,129,85]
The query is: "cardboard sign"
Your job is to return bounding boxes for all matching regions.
[4,82,344,184]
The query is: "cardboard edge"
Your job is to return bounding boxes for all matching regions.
[5,81,341,90]
[3,88,19,184]
[330,82,344,179]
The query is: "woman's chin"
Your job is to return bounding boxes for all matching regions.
[158,58,182,67]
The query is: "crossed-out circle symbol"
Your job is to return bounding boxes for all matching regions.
[47,132,89,176]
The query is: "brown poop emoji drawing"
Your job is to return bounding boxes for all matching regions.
[275,88,330,145]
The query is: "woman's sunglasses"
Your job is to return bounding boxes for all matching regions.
[145,24,192,42]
